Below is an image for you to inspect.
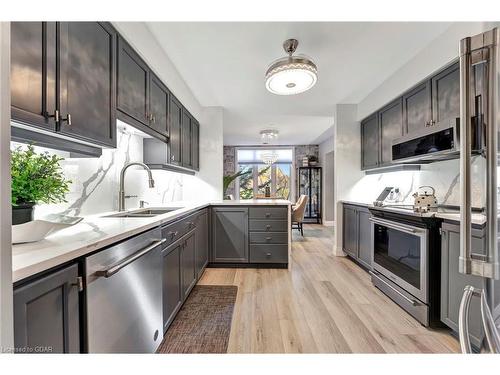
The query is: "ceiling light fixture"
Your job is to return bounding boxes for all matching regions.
[260,129,279,145]
[265,39,318,95]
[261,151,279,165]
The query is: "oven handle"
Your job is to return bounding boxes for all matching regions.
[95,238,166,278]
[369,217,424,235]
[369,271,418,306]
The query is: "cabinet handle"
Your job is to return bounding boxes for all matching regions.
[425,121,430,127]
[168,231,178,239]
[152,115,156,123]
[265,213,271,218]
[266,253,271,257]
[266,225,271,230]
[171,155,175,161]
[48,109,60,122]
[266,237,272,241]
[61,113,72,126]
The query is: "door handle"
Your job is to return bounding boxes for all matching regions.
[61,113,72,126]
[95,239,166,278]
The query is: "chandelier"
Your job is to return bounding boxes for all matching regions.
[261,151,279,165]
[260,129,279,144]
[265,39,318,95]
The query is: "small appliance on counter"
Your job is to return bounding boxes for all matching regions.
[373,187,400,207]
[412,186,438,213]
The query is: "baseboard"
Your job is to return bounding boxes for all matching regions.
[322,221,334,227]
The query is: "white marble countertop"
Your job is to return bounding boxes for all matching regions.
[12,199,291,283]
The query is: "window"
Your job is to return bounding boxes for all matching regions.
[237,148,293,199]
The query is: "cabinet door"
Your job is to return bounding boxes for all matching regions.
[342,205,358,258]
[379,98,403,165]
[59,22,116,147]
[162,243,182,331]
[191,118,200,171]
[360,113,379,170]
[168,95,182,166]
[195,210,209,278]
[357,208,372,269]
[182,110,193,169]
[149,73,169,137]
[431,62,460,125]
[117,36,149,126]
[11,22,57,131]
[181,231,197,299]
[211,207,249,263]
[441,224,484,349]
[402,81,431,135]
[14,264,80,353]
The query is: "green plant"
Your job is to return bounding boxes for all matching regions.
[11,145,71,206]
[223,168,251,198]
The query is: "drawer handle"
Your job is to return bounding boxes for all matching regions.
[265,213,271,218]
[266,225,271,230]
[266,237,272,241]
[169,231,178,239]
[266,252,271,257]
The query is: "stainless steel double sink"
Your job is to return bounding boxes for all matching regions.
[103,207,183,218]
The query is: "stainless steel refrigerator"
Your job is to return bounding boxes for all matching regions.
[458,27,500,353]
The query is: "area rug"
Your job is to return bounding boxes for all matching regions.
[157,285,238,354]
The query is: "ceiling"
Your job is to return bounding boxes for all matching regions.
[147,22,452,145]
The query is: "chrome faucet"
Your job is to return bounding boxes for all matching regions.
[118,162,155,211]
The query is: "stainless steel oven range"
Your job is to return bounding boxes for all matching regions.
[368,207,442,327]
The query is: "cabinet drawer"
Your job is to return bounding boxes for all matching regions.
[249,232,288,244]
[249,207,288,220]
[161,215,197,247]
[249,220,288,232]
[249,244,288,263]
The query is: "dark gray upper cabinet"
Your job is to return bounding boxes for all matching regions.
[441,222,484,349]
[11,22,57,132]
[431,62,460,125]
[149,73,169,137]
[191,118,200,171]
[59,22,116,148]
[117,36,149,127]
[14,263,80,353]
[181,231,197,298]
[378,98,403,166]
[195,209,209,278]
[182,109,193,169]
[402,80,431,135]
[211,207,249,263]
[162,241,182,332]
[360,113,379,170]
[168,95,182,166]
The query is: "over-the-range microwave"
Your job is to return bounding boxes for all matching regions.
[391,117,482,164]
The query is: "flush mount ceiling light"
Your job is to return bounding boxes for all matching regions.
[265,39,318,95]
[260,129,279,145]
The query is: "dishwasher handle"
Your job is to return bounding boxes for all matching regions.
[95,238,166,278]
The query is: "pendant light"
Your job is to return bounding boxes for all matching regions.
[265,39,318,95]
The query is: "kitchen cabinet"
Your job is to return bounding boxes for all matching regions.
[378,98,403,166]
[402,80,431,135]
[195,209,209,278]
[211,207,249,263]
[360,113,380,170]
[162,241,182,332]
[59,22,116,147]
[11,22,57,132]
[342,203,372,269]
[168,95,183,166]
[191,118,200,171]
[182,109,193,169]
[181,231,197,298]
[148,73,169,137]
[14,263,80,353]
[431,62,460,125]
[440,222,484,349]
[11,21,117,149]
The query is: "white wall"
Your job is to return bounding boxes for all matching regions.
[0,22,13,351]
[319,136,334,225]
[113,22,224,201]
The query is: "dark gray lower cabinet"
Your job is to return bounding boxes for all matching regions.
[441,222,485,349]
[181,231,197,298]
[195,209,209,278]
[14,263,80,353]
[211,207,249,263]
[342,203,372,269]
[161,242,182,332]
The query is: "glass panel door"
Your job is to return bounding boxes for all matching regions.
[310,168,321,219]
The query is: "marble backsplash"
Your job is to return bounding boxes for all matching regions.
[347,156,487,209]
[12,121,184,219]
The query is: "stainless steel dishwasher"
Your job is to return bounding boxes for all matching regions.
[84,227,165,353]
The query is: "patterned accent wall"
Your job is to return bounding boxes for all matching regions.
[294,145,320,167]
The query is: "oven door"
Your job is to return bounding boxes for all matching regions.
[370,217,428,303]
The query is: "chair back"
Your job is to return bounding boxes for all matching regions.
[292,195,308,222]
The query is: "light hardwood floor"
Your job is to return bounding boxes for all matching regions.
[198,224,460,353]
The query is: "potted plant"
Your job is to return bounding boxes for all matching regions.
[11,145,71,225]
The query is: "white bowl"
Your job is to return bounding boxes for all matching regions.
[12,215,83,244]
